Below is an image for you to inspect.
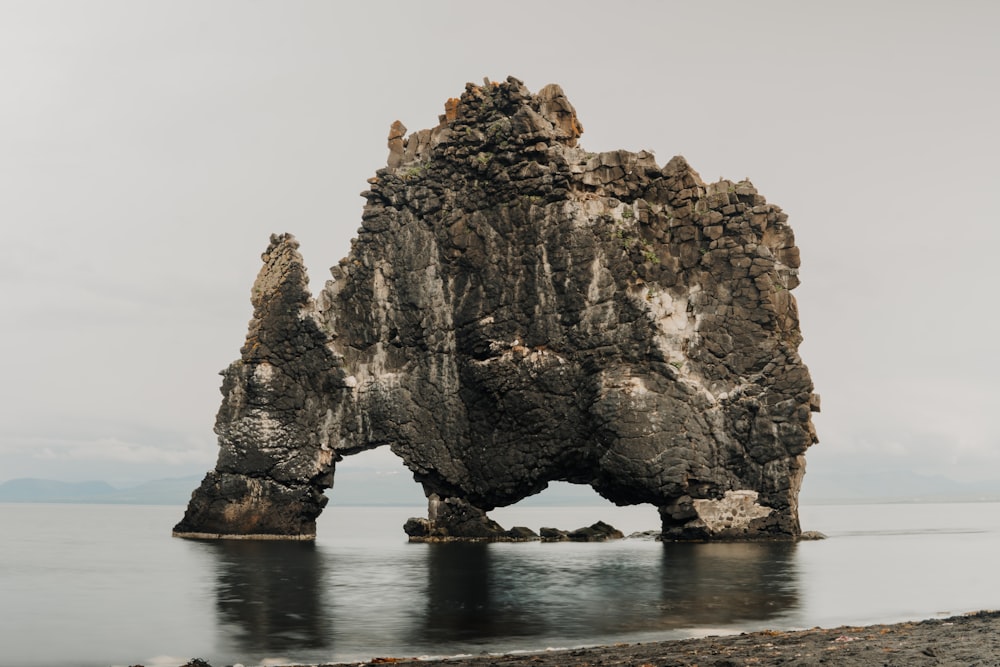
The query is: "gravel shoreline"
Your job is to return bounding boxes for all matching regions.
[294,610,1000,667]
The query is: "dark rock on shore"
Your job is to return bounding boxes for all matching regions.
[332,611,1000,667]
[176,76,818,542]
[127,611,1000,667]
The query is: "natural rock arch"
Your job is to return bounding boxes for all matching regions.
[173,77,818,542]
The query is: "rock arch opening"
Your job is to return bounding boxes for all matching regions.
[490,482,661,540]
[325,448,425,508]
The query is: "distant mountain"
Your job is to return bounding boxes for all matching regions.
[328,468,426,505]
[0,472,618,507]
[0,478,118,503]
[0,476,201,505]
[4,469,1000,506]
[97,477,204,505]
[329,470,621,506]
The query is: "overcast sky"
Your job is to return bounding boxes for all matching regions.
[2,1,998,489]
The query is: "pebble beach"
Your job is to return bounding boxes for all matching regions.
[285,610,1000,667]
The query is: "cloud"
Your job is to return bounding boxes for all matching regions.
[810,416,1000,484]
[0,415,217,484]
[2,1,999,493]
[27,436,212,466]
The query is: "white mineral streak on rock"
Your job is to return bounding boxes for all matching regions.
[625,376,649,395]
[628,283,692,360]
[317,408,338,452]
[627,283,719,406]
[472,339,567,367]
[351,262,401,389]
[587,255,603,303]
[535,243,553,316]
[579,198,608,222]
[316,447,335,470]
[251,360,275,386]
[245,408,285,442]
[692,490,773,533]
[355,344,393,387]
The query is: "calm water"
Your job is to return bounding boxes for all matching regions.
[1,501,998,667]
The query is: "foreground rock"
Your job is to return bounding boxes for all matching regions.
[147,611,1000,667]
[175,76,819,542]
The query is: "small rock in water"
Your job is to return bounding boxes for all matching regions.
[627,529,661,540]
[799,530,828,541]
[506,526,539,540]
[567,521,625,542]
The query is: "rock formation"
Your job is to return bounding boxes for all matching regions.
[174,76,819,542]
[539,521,625,543]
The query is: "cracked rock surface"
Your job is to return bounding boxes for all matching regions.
[174,77,818,541]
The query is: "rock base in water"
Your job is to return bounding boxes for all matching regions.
[540,521,625,542]
[403,508,625,544]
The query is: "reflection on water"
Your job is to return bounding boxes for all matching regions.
[195,540,332,654]
[421,543,530,640]
[5,503,998,666]
[192,536,800,659]
[660,542,799,625]
[415,541,800,647]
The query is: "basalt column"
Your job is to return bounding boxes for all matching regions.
[173,235,346,539]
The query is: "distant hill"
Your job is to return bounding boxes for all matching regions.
[330,469,621,506]
[0,472,429,506]
[0,472,615,507]
[0,477,201,505]
[0,478,119,502]
[3,469,999,506]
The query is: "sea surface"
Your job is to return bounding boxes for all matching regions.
[1,501,998,667]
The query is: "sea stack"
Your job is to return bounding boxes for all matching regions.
[174,76,819,542]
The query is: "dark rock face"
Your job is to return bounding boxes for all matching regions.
[540,521,625,543]
[174,76,818,541]
[173,237,344,539]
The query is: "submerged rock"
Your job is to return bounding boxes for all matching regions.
[175,76,819,542]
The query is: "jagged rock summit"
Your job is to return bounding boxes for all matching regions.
[174,76,819,542]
